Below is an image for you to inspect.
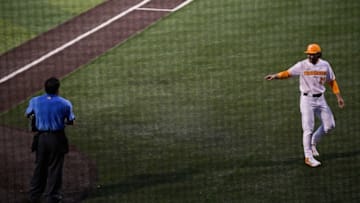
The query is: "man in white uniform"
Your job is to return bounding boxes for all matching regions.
[264,43,345,167]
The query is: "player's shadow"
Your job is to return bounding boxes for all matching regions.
[290,149,359,167]
[235,149,360,168]
[88,150,360,199]
[321,149,360,161]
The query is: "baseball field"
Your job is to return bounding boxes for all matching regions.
[1,0,360,202]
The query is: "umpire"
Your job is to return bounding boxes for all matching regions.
[25,77,75,203]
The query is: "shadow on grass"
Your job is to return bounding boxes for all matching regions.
[230,149,360,169]
[91,168,198,198]
[214,150,360,170]
[322,149,360,161]
[89,150,360,199]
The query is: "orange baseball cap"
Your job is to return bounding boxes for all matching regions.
[304,43,321,54]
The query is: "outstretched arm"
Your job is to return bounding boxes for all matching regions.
[264,70,291,80]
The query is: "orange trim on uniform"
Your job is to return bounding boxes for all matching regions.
[329,80,340,94]
[277,70,290,79]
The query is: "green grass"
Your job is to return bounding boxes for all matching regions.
[0,0,104,53]
[1,0,360,202]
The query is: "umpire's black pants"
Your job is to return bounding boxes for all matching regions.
[29,131,68,203]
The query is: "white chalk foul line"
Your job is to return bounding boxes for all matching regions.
[172,0,193,12]
[0,0,151,84]
[136,8,173,12]
[136,0,193,12]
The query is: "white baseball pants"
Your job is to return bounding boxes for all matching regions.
[300,94,335,158]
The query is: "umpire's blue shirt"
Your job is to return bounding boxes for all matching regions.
[25,94,75,131]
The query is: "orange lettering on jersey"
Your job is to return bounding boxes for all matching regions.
[304,71,327,76]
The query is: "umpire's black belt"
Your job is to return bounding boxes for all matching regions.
[303,93,322,97]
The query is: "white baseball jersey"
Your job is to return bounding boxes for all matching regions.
[288,59,336,94]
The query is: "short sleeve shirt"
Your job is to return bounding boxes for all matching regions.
[25,94,75,131]
[288,58,336,94]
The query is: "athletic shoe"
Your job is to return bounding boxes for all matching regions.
[305,157,321,167]
[311,145,320,157]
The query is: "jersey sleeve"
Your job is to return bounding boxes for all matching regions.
[65,100,76,121]
[326,63,340,94]
[326,64,336,82]
[287,61,303,76]
[25,98,35,116]
[275,61,303,79]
